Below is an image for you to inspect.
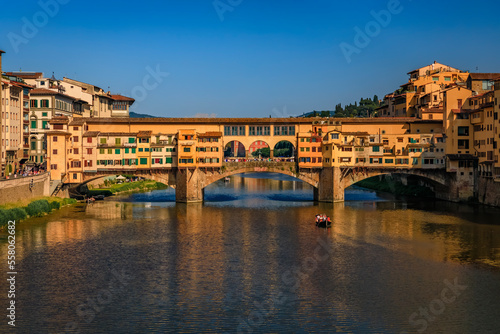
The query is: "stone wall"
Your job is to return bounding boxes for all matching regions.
[0,173,50,204]
[477,177,500,207]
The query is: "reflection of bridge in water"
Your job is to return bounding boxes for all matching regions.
[76,160,464,203]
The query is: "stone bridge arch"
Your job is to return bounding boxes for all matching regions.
[340,167,449,190]
[316,167,453,203]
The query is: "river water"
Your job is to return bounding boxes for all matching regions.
[1,173,500,333]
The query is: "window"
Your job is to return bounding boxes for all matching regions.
[30,100,38,108]
[51,164,57,170]
[87,148,93,154]
[125,148,129,154]
[139,148,143,152]
[115,138,121,145]
[432,77,439,81]
[184,147,190,152]
[128,137,135,143]
[457,126,469,136]
[331,133,339,140]
[42,121,48,129]
[53,136,58,142]
[458,140,469,149]
[31,120,37,129]
[74,148,79,154]
[42,112,48,117]
[73,136,79,142]
[41,99,49,108]
[100,138,107,144]
[53,149,57,154]
[166,157,173,164]
[108,149,112,154]
[140,158,148,165]
[115,149,120,154]
[372,146,380,152]
[132,148,136,154]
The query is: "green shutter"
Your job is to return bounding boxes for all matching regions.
[115,149,120,154]
[125,148,129,154]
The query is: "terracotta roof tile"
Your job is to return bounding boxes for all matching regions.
[198,131,222,137]
[110,94,135,102]
[137,131,152,137]
[83,131,100,137]
[468,73,500,81]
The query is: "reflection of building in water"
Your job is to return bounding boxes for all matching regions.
[328,202,500,267]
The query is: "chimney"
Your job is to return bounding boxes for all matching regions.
[434,60,437,64]
[0,50,4,177]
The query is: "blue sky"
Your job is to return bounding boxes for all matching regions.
[1,0,499,117]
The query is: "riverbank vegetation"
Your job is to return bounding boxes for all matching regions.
[86,179,168,197]
[0,197,77,228]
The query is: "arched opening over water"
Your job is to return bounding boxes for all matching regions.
[273,140,295,158]
[347,173,440,199]
[224,141,246,158]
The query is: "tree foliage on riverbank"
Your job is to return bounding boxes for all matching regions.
[0,198,77,228]
[87,180,168,197]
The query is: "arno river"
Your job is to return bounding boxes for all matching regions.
[1,173,500,333]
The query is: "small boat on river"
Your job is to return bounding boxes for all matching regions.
[315,214,332,228]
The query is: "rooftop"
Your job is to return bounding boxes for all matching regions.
[468,73,500,81]
[111,94,135,102]
[4,72,43,80]
[30,88,77,100]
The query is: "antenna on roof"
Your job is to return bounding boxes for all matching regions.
[51,72,56,80]
[476,66,479,72]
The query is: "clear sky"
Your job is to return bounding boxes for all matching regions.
[1,0,499,118]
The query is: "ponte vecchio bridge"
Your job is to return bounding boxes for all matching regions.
[46,117,475,203]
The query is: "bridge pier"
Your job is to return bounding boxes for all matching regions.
[175,168,205,203]
[314,167,344,203]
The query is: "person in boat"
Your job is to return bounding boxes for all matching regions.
[315,214,320,224]
[327,216,331,224]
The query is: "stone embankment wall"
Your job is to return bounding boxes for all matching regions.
[0,173,50,204]
[477,177,500,207]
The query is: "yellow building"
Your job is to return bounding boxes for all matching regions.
[44,117,453,184]
[197,132,222,167]
[177,129,197,168]
[379,61,468,118]
[495,79,500,177]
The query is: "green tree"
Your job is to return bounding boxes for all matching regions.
[252,147,270,158]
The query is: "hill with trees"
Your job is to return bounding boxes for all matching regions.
[300,95,380,118]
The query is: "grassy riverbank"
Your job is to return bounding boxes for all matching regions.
[0,197,77,228]
[86,180,168,197]
[355,177,435,198]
